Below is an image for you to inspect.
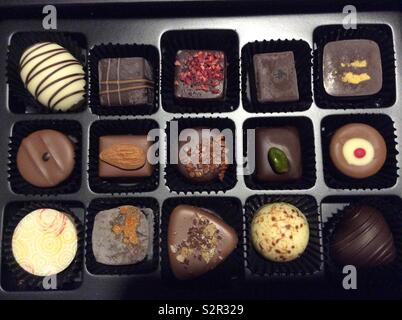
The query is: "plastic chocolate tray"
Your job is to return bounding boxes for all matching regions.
[0,1,401,300]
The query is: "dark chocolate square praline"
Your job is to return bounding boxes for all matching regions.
[253,51,299,103]
[241,39,312,113]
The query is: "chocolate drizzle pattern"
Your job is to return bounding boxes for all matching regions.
[98,57,154,107]
[19,42,86,111]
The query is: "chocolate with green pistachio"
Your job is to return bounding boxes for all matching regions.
[255,126,302,182]
[268,147,289,174]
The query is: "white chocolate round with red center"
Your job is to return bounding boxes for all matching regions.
[342,138,375,166]
[329,123,387,179]
[12,208,78,277]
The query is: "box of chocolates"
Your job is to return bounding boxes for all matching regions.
[0,0,401,300]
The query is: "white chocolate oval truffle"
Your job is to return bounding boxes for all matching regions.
[19,42,86,111]
[12,208,78,276]
[251,202,309,262]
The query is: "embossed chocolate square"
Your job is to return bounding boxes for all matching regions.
[98,57,154,107]
[98,135,154,178]
[253,51,299,103]
[323,39,383,97]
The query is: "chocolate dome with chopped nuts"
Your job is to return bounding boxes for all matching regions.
[177,127,229,183]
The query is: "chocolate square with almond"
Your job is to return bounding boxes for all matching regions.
[99,135,154,178]
[323,39,383,97]
[255,126,302,182]
[174,50,226,100]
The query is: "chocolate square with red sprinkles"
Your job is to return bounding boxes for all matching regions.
[174,50,226,100]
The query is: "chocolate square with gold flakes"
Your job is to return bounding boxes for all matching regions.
[98,57,154,107]
[323,39,383,97]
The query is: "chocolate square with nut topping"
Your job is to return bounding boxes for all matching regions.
[99,135,154,178]
[255,127,302,182]
[174,50,226,100]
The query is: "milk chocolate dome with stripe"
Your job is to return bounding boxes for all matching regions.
[19,42,86,111]
[330,205,396,268]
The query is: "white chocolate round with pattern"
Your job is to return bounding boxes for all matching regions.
[19,42,86,111]
[12,208,78,276]
[251,202,309,262]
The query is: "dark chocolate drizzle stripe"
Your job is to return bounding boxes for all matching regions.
[48,78,86,109]
[36,73,85,99]
[25,60,79,87]
[19,42,52,67]
[20,48,68,72]
[99,85,153,95]
[25,57,78,87]
[51,89,86,110]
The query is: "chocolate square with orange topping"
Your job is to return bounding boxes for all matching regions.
[92,205,150,266]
